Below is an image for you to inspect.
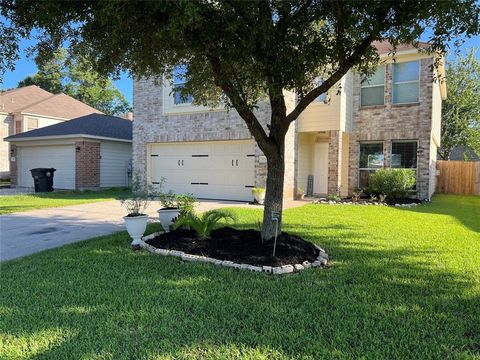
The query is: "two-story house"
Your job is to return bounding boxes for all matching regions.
[133,42,446,201]
[0,85,101,179]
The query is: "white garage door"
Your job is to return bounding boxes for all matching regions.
[150,140,255,201]
[18,145,76,189]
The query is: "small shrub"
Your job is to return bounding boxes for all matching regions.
[379,194,387,203]
[369,168,416,199]
[326,194,341,202]
[351,188,363,202]
[173,209,238,239]
[176,193,196,217]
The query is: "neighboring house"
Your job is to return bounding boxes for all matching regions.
[0,85,102,179]
[133,42,446,201]
[448,146,479,161]
[5,114,132,190]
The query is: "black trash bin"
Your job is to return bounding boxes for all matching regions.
[30,168,56,192]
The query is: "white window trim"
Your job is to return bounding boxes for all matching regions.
[392,60,421,105]
[360,66,386,107]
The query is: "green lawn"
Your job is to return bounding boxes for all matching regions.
[1,194,479,359]
[0,188,130,214]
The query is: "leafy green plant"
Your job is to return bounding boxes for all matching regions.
[351,188,364,202]
[251,188,266,196]
[176,193,196,217]
[119,176,151,216]
[369,168,416,199]
[326,194,341,202]
[172,209,238,239]
[297,187,305,195]
[158,190,177,209]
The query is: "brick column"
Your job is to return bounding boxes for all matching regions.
[10,144,17,186]
[328,130,342,195]
[75,141,100,189]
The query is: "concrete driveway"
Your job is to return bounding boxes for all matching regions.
[0,199,305,262]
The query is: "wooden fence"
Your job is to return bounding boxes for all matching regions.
[436,160,480,195]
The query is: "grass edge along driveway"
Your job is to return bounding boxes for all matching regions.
[0,187,130,215]
[0,194,479,359]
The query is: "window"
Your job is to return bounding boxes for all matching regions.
[391,141,417,168]
[360,66,385,106]
[358,142,384,187]
[314,78,328,103]
[173,65,193,105]
[26,118,38,131]
[393,61,420,104]
[15,120,22,134]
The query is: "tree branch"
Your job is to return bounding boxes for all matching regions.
[206,54,275,153]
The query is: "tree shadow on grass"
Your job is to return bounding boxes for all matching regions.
[400,194,480,233]
[1,226,479,359]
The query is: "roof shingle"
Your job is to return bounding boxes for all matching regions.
[5,113,132,141]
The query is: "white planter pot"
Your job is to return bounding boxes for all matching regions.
[253,192,265,205]
[157,208,180,232]
[124,215,148,246]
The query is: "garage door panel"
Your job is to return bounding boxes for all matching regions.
[18,145,75,189]
[150,140,255,201]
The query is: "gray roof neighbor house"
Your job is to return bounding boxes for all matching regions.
[6,113,132,142]
[5,114,132,190]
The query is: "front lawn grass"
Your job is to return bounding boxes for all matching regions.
[0,187,130,214]
[1,194,479,359]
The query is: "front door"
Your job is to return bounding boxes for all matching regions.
[313,142,329,195]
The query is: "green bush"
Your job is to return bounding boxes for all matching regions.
[369,168,416,199]
[172,209,238,239]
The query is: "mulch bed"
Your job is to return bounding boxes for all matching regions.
[145,226,319,267]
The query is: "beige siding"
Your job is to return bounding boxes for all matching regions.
[297,90,342,132]
[0,114,12,178]
[297,133,315,192]
[429,135,438,198]
[100,141,132,188]
[341,72,354,132]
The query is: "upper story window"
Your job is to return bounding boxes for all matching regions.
[393,60,420,104]
[173,65,193,105]
[314,78,328,103]
[360,66,385,107]
[15,120,22,134]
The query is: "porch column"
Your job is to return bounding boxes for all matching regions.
[328,130,342,195]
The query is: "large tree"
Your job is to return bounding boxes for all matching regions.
[17,49,131,115]
[439,48,480,160]
[1,1,478,239]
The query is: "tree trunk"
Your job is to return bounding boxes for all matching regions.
[261,146,285,241]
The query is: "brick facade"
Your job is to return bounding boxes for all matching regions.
[328,130,342,195]
[133,78,296,198]
[348,57,435,199]
[75,141,100,189]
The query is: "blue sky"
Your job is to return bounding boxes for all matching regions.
[1,32,479,106]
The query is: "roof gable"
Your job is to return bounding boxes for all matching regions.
[18,93,102,119]
[0,85,53,113]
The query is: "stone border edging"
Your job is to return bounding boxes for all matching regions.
[139,231,329,275]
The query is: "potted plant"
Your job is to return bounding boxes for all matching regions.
[297,187,305,200]
[251,187,266,205]
[120,187,151,249]
[157,190,180,231]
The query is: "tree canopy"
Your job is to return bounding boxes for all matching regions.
[1,0,478,238]
[440,48,480,160]
[16,49,131,116]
